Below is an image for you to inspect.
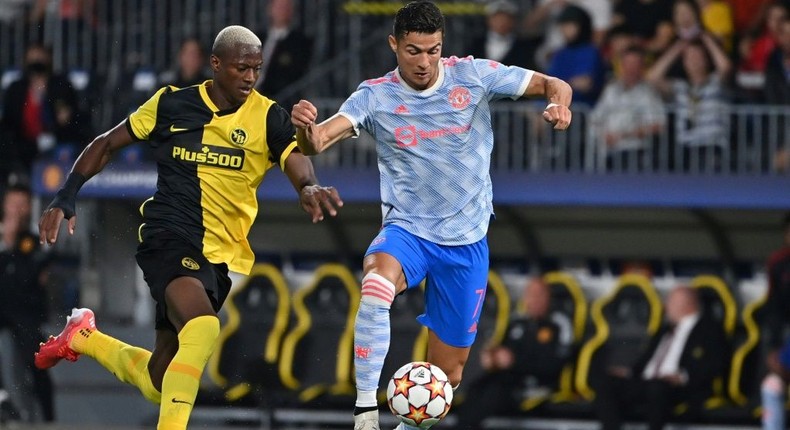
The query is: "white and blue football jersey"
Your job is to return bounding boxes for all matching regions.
[338,56,533,245]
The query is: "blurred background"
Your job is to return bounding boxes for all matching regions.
[0,0,788,429]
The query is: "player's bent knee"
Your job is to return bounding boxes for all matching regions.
[179,315,221,355]
[763,373,785,395]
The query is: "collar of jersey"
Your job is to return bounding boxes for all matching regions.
[395,62,445,96]
[198,80,244,116]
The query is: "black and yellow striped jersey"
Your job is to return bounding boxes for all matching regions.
[126,80,298,275]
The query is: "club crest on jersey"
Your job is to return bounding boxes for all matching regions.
[448,86,471,109]
[230,128,248,146]
[181,257,200,270]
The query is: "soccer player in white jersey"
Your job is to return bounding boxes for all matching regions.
[291,2,572,429]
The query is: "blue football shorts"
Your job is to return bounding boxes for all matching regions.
[365,224,489,348]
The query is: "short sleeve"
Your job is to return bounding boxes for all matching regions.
[471,58,533,101]
[126,86,170,141]
[338,85,376,137]
[265,103,299,170]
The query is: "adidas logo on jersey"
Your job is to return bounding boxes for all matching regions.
[394,105,409,114]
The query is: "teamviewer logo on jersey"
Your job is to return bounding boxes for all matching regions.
[395,125,418,147]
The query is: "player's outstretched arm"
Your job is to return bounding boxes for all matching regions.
[282,151,344,223]
[523,72,573,130]
[39,121,135,245]
[291,100,356,155]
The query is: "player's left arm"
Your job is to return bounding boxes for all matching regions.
[282,153,343,223]
[522,72,573,130]
[268,104,344,223]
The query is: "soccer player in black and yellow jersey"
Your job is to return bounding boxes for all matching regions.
[34,25,343,430]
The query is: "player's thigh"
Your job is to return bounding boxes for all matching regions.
[364,224,429,293]
[421,238,489,348]
[164,276,217,331]
[426,329,470,387]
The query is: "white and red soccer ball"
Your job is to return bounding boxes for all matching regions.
[386,361,453,428]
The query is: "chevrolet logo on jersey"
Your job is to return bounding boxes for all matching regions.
[172,144,244,169]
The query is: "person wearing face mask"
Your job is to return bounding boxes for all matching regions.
[0,43,90,183]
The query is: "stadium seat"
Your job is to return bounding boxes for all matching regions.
[574,273,663,401]
[204,263,292,403]
[727,295,767,412]
[277,263,359,407]
[452,271,512,405]
[691,275,738,338]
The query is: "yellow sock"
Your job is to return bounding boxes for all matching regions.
[70,329,161,404]
[157,316,220,430]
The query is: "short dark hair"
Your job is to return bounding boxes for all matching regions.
[393,1,445,40]
[5,183,31,196]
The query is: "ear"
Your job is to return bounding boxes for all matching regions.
[388,34,398,54]
[210,54,220,72]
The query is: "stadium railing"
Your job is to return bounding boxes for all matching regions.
[307,99,790,177]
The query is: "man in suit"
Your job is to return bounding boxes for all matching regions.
[448,277,573,430]
[594,286,728,430]
[256,0,312,109]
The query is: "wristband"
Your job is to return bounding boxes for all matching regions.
[46,172,87,219]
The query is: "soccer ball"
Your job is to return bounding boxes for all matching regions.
[386,361,453,428]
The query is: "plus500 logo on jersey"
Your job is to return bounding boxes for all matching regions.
[172,145,244,169]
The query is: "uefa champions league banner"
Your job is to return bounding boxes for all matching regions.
[32,158,790,208]
[32,158,383,202]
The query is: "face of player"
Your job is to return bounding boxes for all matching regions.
[389,31,443,91]
[210,44,262,108]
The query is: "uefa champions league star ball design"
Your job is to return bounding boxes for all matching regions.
[386,361,453,428]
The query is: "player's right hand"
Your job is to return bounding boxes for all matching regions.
[39,207,77,245]
[291,99,318,129]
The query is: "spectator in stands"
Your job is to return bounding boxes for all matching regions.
[0,378,20,423]
[695,0,735,52]
[547,5,604,106]
[600,24,639,78]
[0,183,54,422]
[730,0,775,35]
[522,0,612,69]
[448,277,572,430]
[0,43,89,183]
[159,37,210,89]
[736,1,787,102]
[255,0,312,109]
[593,286,728,430]
[611,0,674,56]
[646,34,731,170]
[761,212,790,430]
[31,0,96,68]
[764,16,790,104]
[591,47,665,172]
[468,0,538,71]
